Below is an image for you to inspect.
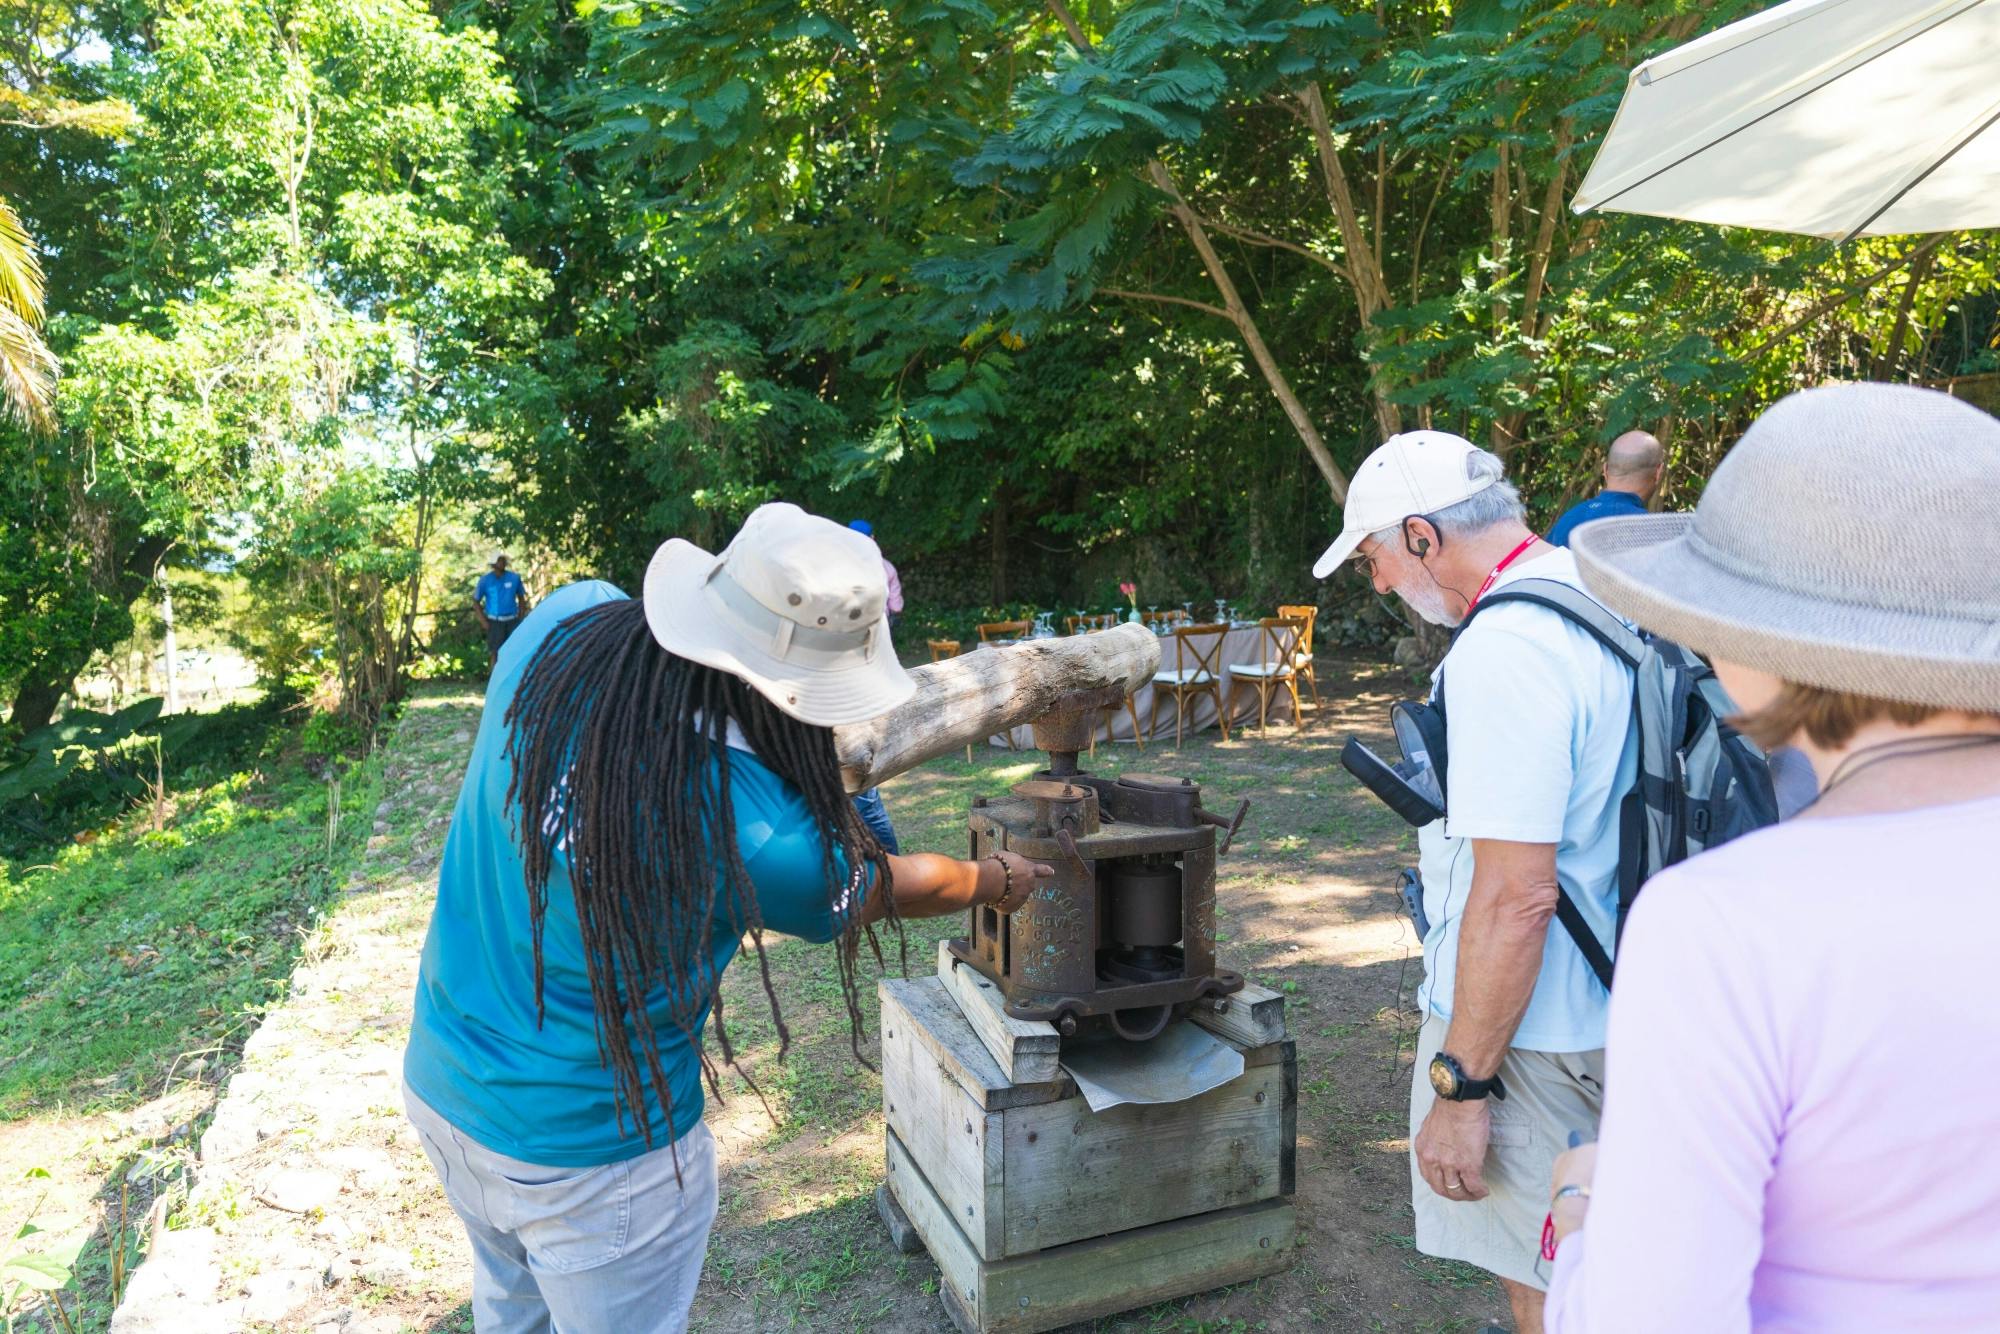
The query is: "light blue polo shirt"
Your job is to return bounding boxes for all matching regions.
[404,580,868,1165]
[1415,549,1639,1053]
[474,569,526,619]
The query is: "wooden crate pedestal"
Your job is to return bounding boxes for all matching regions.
[878,967,1296,1333]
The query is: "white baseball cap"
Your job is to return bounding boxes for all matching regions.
[1312,430,1497,578]
[642,502,916,727]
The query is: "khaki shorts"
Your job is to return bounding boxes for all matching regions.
[1407,1011,1604,1289]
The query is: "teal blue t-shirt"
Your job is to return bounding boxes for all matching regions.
[403,580,866,1165]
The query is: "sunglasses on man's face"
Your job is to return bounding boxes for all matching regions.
[1354,546,1382,582]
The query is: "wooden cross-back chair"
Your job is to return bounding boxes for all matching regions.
[1074,625,1145,758]
[1147,622,1229,748]
[929,639,974,759]
[1230,617,1305,739]
[1144,609,1190,629]
[1275,603,1320,709]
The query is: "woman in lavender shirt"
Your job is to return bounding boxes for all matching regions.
[1543,383,2000,1333]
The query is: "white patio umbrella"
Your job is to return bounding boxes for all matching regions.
[1572,0,2000,240]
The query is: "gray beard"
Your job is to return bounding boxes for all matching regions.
[1397,581,1459,628]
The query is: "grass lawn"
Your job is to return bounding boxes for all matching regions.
[0,707,385,1330]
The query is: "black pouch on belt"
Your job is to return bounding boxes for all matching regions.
[1398,867,1430,940]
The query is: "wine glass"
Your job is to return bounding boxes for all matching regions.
[1181,599,1194,625]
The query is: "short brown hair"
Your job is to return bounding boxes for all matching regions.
[1732,681,1943,751]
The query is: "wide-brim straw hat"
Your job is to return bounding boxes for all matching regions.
[642,502,915,727]
[1570,382,2000,712]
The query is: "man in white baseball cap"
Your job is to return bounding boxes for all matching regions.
[405,501,1051,1333]
[1318,432,1638,1334]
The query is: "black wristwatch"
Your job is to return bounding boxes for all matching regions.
[1429,1053,1507,1102]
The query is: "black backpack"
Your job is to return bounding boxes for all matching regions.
[1450,578,1779,989]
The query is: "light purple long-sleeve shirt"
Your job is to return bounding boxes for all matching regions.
[1546,792,2000,1333]
[881,557,903,615]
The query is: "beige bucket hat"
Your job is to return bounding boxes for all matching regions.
[1570,382,2000,712]
[642,502,915,726]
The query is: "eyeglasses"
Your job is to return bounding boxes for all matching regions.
[1354,513,1438,583]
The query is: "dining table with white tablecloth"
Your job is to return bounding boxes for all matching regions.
[985,622,1298,749]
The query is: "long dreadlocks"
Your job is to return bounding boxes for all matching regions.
[502,595,899,1150]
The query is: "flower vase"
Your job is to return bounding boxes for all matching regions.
[1127,607,1143,625]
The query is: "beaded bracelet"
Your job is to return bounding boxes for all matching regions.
[983,853,1014,907]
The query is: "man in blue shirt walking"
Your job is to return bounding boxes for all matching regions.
[1546,431,1664,547]
[473,552,529,665]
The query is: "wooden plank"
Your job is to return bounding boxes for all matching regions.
[1279,1048,1299,1197]
[998,1062,1286,1256]
[880,991,1005,1258]
[982,1197,1295,1334]
[1241,1037,1294,1071]
[875,1183,922,1255]
[879,977,1072,1112]
[888,1130,1296,1334]
[935,940,1062,1087]
[886,1126,988,1328]
[1188,982,1286,1048]
[835,624,1161,791]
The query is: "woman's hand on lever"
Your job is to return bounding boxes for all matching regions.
[870,849,1054,923]
[975,849,1051,914]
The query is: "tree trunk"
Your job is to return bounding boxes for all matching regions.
[1044,0,1350,503]
[834,624,1160,791]
[990,482,1010,605]
[159,571,180,715]
[9,643,96,734]
[1143,158,1350,504]
[1297,82,1402,443]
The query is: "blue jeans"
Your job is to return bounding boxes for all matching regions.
[405,1088,717,1334]
[852,787,900,855]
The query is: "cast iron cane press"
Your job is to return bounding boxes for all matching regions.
[947,686,1251,1041]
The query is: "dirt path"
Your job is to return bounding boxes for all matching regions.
[111,688,481,1334]
[112,659,1508,1334]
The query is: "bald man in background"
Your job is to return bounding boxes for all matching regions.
[1546,430,1666,548]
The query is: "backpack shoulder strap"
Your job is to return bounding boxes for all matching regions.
[1555,888,1615,991]
[1461,576,1635,993]
[1463,577,1646,669]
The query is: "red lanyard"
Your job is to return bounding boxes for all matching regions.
[1468,535,1540,612]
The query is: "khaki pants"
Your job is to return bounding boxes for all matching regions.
[406,1088,717,1333]
[1407,1011,1604,1289]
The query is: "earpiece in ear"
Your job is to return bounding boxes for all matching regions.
[1412,537,1431,557]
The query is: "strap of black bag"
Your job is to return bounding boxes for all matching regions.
[1556,886,1615,991]
[1461,579,1646,668]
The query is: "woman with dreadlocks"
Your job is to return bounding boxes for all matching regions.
[402,503,1049,1333]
